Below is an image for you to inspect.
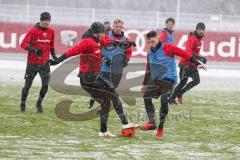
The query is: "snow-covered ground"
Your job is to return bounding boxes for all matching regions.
[0,53,240,91]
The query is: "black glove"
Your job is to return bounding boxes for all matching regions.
[119,41,136,49]
[25,46,42,56]
[103,57,111,66]
[48,59,58,65]
[113,40,121,46]
[113,41,136,49]
[122,55,129,67]
[34,48,42,56]
[50,48,58,60]
[192,54,207,64]
[189,56,201,66]
[48,54,68,66]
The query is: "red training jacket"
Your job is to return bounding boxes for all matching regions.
[21,23,54,64]
[65,36,111,73]
[179,32,202,67]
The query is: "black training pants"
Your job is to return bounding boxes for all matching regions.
[21,63,50,105]
[79,73,128,132]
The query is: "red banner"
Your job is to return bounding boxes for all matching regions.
[0,22,240,62]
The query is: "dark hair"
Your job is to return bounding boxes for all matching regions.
[40,12,51,21]
[196,22,205,30]
[146,31,158,39]
[166,17,175,24]
[104,21,110,25]
[90,22,105,34]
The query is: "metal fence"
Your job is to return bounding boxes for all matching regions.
[0,4,240,31]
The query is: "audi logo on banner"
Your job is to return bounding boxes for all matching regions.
[124,29,150,56]
[1,22,240,62]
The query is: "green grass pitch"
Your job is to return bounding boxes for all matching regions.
[0,84,240,159]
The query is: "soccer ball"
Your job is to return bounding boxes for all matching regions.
[121,127,135,137]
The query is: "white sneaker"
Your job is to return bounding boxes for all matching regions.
[98,131,117,137]
[122,122,140,130]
